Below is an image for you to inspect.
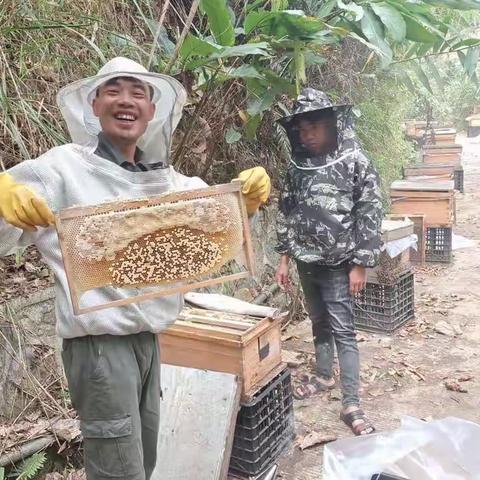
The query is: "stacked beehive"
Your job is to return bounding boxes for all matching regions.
[354,218,416,333]
[159,308,294,477]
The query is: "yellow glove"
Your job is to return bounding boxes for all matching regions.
[0,173,54,231]
[235,167,271,215]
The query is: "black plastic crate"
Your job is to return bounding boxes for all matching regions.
[425,226,452,263]
[454,167,464,193]
[353,272,415,333]
[229,367,295,476]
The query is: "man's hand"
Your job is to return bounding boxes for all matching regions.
[0,173,54,231]
[275,255,290,291]
[349,264,367,295]
[234,167,271,215]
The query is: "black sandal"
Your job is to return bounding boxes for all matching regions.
[340,409,376,436]
[293,376,335,400]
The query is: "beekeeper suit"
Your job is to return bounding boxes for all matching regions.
[0,57,271,480]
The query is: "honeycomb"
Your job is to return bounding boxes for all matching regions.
[55,183,251,311]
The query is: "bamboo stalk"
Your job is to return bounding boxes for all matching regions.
[164,0,201,75]
[147,0,171,70]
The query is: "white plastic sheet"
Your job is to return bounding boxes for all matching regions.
[383,234,418,259]
[452,233,476,251]
[324,417,480,480]
[183,292,280,318]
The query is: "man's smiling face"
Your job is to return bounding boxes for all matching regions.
[92,76,155,147]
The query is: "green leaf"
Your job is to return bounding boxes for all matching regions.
[245,10,325,39]
[0,466,4,480]
[464,46,480,77]
[179,34,221,60]
[403,15,438,43]
[360,7,393,66]
[15,453,47,480]
[225,127,242,144]
[304,52,327,66]
[422,0,480,10]
[221,65,265,80]
[317,0,336,17]
[413,62,433,94]
[371,3,406,43]
[452,38,480,50]
[337,0,364,20]
[200,0,235,46]
[210,42,271,59]
[245,114,262,140]
[426,57,444,91]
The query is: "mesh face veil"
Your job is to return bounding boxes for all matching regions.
[56,57,187,166]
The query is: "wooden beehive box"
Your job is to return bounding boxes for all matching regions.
[432,128,457,144]
[367,218,414,283]
[387,214,426,265]
[159,308,282,398]
[390,180,454,227]
[422,151,461,166]
[423,144,462,155]
[404,164,455,180]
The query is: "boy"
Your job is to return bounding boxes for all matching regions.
[275,88,382,436]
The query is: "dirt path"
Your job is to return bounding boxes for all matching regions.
[276,135,480,479]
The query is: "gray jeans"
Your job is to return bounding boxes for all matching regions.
[297,261,360,407]
[62,332,160,480]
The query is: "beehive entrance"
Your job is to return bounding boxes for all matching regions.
[55,182,254,315]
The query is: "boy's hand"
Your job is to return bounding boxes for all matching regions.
[0,173,54,231]
[349,265,367,295]
[275,255,290,290]
[234,167,271,215]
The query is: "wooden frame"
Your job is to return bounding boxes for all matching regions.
[55,181,256,315]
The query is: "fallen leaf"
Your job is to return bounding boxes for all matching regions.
[434,321,456,337]
[368,388,385,398]
[297,431,337,450]
[52,419,81,442]
[445,380,468,393]
[282,350,305,368]
[459,375,474,382]
[45,474,63,480]
[329,390,342,401]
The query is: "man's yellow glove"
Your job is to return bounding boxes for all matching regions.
[235,167,271,215]
[0,173,54,231]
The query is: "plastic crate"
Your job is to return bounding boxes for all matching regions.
[353,272,415,333]
[425,226,452,263]
[229,367,295,476]
[454,168,464,193]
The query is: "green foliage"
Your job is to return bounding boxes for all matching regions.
[355,78,416,207]
[11,453,47,480]
[409,59,480,128]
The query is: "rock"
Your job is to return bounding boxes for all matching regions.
[434,320,456,336]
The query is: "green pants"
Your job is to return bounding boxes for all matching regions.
[62,332,160,480]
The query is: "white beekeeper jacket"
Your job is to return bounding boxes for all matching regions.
[0,57,207,338]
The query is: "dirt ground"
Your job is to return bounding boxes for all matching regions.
[275,135,480,479]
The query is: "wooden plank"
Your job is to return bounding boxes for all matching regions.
[242,362,287,403]
[74,271,250,315]
[391,179,454,191]
[58,181,242,220]
[153,365,240,480]
[381,219,414,243]
[391,199,453,225]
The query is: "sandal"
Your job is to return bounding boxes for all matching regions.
[293,376,335,400]
[340,409,376,436]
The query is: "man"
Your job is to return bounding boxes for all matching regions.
[0,57,270,479]
[275,88,382,436]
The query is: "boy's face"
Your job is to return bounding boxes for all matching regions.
[92,77,155,146]
[298,117,337,155]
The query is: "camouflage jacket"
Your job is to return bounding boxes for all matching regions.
[276,88,382,267]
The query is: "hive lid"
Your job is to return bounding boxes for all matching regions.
[391,179,454,192]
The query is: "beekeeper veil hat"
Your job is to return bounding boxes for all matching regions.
[56,57,187,166]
